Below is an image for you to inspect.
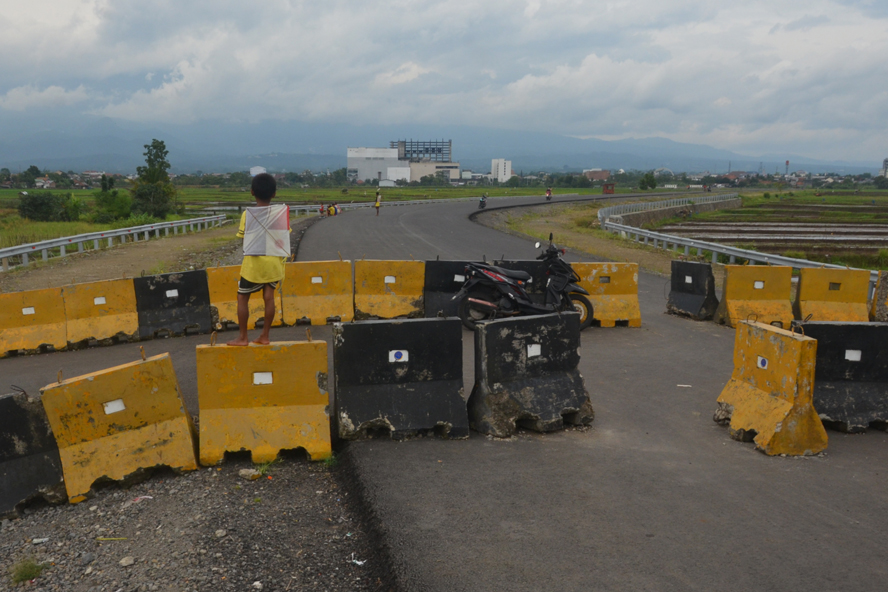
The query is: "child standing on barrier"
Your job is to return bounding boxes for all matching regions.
[227,173,290,346]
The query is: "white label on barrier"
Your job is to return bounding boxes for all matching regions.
[754,281,765,290]
[311,276,324,284]
[845,350,862,362]
[685,276,693,284]
[599,276,611,284]
[384,276,396,284]
[165,289,179,298]
[22,307,35,315]
[253,372,273,385]
[389,350,409,363]
[454,274,465,283]
[527,344,542,358]
[94,296,106,305]
[757,356,768,370]
[103,399,126,415]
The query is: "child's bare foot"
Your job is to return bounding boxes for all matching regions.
[226,338,250,346]
[251,336,271,345]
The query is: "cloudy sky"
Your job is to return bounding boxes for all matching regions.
[1,0,886,163]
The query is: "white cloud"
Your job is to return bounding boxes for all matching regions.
[0,85,90,111]
[374,62,433,87]
[0,0,885,160]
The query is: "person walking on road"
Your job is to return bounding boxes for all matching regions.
[375,190,381,216]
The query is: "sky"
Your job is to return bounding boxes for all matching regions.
[1,0,886,164]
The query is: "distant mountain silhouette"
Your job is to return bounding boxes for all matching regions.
[0,116,876,176]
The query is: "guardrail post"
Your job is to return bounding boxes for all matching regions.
[2,257,7,271]
[93,239,99,250]
[729,255,736,264]
[165,227,169,236]
[42,249,48,261]
[144,231,150,241]
[711,251,717,264]
[684,245,690,256]
[60,245,66,257]
[644,236,649,245]
[190,223,194,232]
[107,237,113,248]
[77,242,84,253]
[22,253,29,266]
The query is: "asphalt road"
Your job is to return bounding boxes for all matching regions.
[302,197,888,591]
[3,194,887,591]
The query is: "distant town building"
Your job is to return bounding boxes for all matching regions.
[250,166,267,177]
[491,159,512,183]
[583,169,610,182]
[347,140,460,183]
[880,158,888,177]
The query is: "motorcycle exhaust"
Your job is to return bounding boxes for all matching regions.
[468,297,498,309]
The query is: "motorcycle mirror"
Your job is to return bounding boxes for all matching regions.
[534,242,541,249]
[549,232,553,241]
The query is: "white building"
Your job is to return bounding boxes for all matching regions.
[880,158,888,177]
[250,166,267,177]
[347,147,401,183]
[491,159,512,183]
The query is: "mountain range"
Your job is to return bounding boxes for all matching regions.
[0,116,878,176]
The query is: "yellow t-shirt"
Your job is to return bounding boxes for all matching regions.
[237,211,288,284]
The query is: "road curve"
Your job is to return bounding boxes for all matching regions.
[298,195,888,592]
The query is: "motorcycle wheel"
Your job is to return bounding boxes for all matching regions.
[569,294,594,330]
[458,293,497,330]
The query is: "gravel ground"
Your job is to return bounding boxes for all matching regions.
[1,455,395,591]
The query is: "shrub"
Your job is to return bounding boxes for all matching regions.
[762,192,771,198]
[18,191,84,221]
[92,190,132,222]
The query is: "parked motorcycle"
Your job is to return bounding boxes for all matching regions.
[452,233,593,330]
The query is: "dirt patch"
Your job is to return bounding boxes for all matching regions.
[1,458,394,591]
[476,203,727,288]
[0,216,319,294]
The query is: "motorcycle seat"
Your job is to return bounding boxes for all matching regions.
[483,265,532,281]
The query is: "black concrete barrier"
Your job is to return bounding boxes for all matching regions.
[0,391,66,518]
[133,270,213,339]
[794,321,888,432]
[667,260,719,320]
[468,311,593,437]
[333,318,469,439]
[493,260,547,303]
[423,260,475,318]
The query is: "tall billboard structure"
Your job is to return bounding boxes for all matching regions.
[391,140,452,162]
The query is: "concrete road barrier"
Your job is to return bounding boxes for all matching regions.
[794,268,870,323]
[714,265,793,329]
[714,320,826,456]
[423,260,476,317]
[0,391,66,518]
[871,271,888,322]
[196,342,332,464]
[333,318,468,439]
[794,321,888,432]
[281,260,354,325]
[354,260,425,319]
[206,265,284,330]
[133,270,213,339]
[667,261,719,320]
[0,287,67,357]
[468,312,593,437]
[40,353,199,503]
[62,278,139,345]
[573,262,641,327]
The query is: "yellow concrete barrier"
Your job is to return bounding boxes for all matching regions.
[40,353,198,503]
[714,265,793,328]
[62,279,139,344]
[0,288,67,356]
[870,271,888,322]
[196,342,331,464]
[281,260,354,325]
[794,268,870,322]
[573,262,641,327]
[354,260,425,319]
[206,265,284,329]
[714,321,827,456]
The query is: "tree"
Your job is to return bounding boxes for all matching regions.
[0,168,10,182]
[874,176,888,190]
[136,139,171,184]
[18,191,84,221]
[26,165,42,177]
[639,172,657,190]
[132,139,176,218]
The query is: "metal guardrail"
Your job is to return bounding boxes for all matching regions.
[603,221,881,286]
[597,193,739,224]
[198,193,585,216]
[0,215,227,272]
